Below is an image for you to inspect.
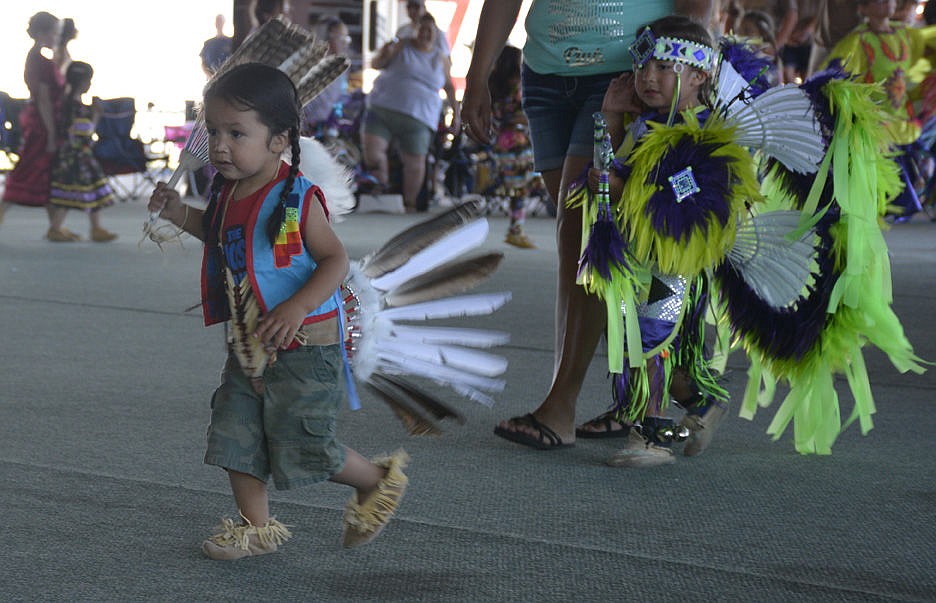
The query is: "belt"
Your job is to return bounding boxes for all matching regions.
[293,317,341,346]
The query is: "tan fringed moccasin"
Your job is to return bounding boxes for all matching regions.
[341,449,410,548]
[202,514,292,560]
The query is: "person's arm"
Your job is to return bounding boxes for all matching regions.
[461,0,524,144]
[255,191,349,350]
[674,0,716,26]
[147,182,207,240]
[441,54,460,132]
[371,38,405,70]
[773,0,799,48]
[34,82,58,154]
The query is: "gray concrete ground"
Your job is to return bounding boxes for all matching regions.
[1,194,934,602]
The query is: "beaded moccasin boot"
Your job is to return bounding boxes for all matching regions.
[341,449,410,548]
[202,515,292,561]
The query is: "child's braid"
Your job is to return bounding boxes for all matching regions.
[202,172,227,248]
[265,126,301,246]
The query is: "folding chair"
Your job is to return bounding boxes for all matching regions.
[0,91,27,173]
[92,97,169,201]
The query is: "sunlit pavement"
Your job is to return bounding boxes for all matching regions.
[1,196,934,601]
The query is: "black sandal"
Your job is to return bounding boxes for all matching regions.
[493,414,574,450]
[575,411,631,439]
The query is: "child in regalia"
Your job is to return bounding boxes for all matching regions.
[148,63,408,560]
[568,16,744,467]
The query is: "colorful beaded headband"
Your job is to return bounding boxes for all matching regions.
[629,27,715,71]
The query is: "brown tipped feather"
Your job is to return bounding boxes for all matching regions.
[367,374,443,436]
[384,253,504,307]
[360,199,486,278]
[208,16,314,86]
[377,374,466,424]
[296,55,352,107]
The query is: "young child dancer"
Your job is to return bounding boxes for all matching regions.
[47,61,117,242]
[489,45,537,249]
[561,16,732,467]
[148,63,408,560]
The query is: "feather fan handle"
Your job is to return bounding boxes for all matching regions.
[371,218,491,292]
[360,199,486,277]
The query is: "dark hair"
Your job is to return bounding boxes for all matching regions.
[925,0,936,25]
[60,18,77,44]
[740,10,777,49]
[27,12,58,40]
[489,45,522,101]
[203,63,302,247]
[316,16,344,39]
[638,15,713,52]
[59,61,93,137]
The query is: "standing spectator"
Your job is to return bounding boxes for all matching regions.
[362,14,457,212]
[824,0,936,220]
[48,61,117,242]
[740,0,799,47]
[808,0,862,75]
[0,12,66,234]
[200,14,233,78]
[395,0,458,136]
[460,0,715,449]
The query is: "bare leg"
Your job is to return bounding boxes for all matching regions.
[399,151,427,212]
[47,205,67,231]
[330,447,385,502]
[361,133,390,188]
[228,470,270,526]
[496,155,606,443]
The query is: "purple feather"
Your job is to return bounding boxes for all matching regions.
[578,202,630,282]
[644,138,734,242]
[720,40,774,99]
[801,60,850,141]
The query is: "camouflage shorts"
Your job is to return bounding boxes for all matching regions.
[204,344,347,490]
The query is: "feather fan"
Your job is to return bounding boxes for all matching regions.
[724,85,824,174]
[360,198,486,277]
[295,55,352,107]
[372,373,466,424]
[726,210,820,309]
[209,16,314,84]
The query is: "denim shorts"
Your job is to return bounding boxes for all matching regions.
[520,64,617,173]
[363,105,433,155]
[204,344,347,490]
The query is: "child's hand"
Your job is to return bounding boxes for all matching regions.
[587,167,601,193]
[602,72,643,115]
[256,299,307,350]
[148,182,183,223]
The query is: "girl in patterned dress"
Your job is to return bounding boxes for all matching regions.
[48,61,117,242]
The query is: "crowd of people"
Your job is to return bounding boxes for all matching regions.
[1,0,932,562]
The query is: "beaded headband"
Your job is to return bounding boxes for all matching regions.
[629,27,715,71]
